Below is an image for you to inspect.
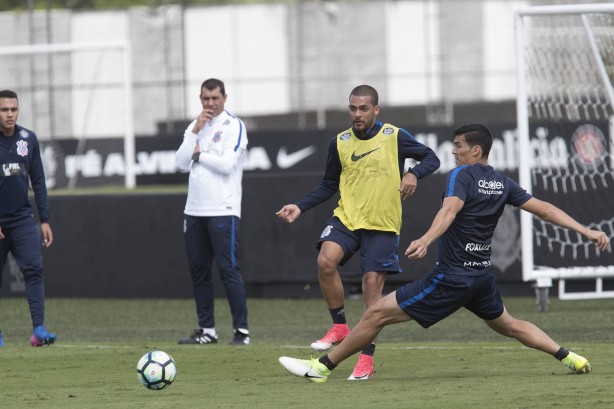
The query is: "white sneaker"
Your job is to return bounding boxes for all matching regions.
[278,357,331,383]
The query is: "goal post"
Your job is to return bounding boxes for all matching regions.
[0,41,136,189]
[515,3,614,302]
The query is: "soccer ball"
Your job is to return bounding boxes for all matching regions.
[136,351,177,390]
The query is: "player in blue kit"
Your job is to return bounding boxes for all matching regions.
[0,90,56,347]
[279,123,610,382]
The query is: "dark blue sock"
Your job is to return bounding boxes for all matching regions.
[554,347,569,361]
[361,343,376,356]
[329,306,346,324]
[319,354,337,370]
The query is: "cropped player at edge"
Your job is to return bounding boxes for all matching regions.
[279,123,610,382]
[0,90,56,347]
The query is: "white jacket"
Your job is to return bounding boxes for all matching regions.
[175,110,248,218]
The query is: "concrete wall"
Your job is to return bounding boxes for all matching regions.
[0,0,532,139]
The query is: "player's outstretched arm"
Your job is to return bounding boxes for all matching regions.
[276,204,302,224]
[520,197,610,251]
[405,196,464,259]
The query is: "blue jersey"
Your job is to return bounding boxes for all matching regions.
[436,163,531,275]
[0,125,49,228]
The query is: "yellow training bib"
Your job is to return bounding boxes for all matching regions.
[333,124,402,233]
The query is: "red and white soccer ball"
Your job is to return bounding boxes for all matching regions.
[136,351,177,390]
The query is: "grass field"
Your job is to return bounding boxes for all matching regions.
[0,297,613,408]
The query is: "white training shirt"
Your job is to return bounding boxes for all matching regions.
[175,110,248,218]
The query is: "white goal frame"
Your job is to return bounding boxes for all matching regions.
[0,41,136,189]
[515,3,614,301]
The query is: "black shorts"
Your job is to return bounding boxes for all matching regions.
[316,217,401,275]
[395,270,504,328]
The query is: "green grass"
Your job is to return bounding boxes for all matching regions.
[48,184,188,196]
[1,297,613,408]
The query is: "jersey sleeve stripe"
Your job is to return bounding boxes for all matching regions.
[233,119,244,152]
[446,165,468,197]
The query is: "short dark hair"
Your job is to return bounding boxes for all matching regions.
[349,85,378,106]
[0,90,18,100]
[201,78,225,95]
[453,123,493,158]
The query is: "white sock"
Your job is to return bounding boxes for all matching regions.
[202,328,217,337]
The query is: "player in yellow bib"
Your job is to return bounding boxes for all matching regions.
[277,85,440,380]
[334,123,405,234]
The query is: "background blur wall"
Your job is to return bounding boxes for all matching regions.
[3,120,611,299]
[1,0,611,299]
[1,125,533,299]
[0,0,537,139]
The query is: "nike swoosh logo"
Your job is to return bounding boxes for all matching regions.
[277,146,317,169]
[382,262,394,267]
[351,373,370,379]
[304,373,323,379]
[351,147,380,162]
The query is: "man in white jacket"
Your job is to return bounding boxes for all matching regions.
[175,78,250,346]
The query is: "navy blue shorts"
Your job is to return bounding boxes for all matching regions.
[395,270,504,328]
[316,217,401,275]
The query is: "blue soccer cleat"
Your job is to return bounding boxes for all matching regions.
[0,330,5,347]
[30,325,57,347]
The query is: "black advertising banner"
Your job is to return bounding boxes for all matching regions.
[39,130,332,189]
[30,124,529,293]
[2,123,607,298]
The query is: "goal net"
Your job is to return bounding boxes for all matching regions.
[0,42,135,189]
[515,4,614,299]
